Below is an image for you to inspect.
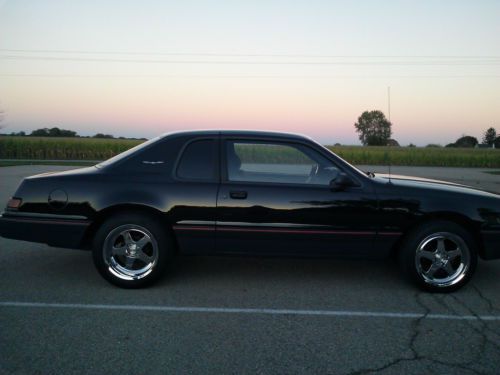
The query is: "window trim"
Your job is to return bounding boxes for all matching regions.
[221,137,364,189]
[173,137,220,183]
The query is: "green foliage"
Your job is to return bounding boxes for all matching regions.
[328,145,500,167]
[454,135,478,148]
[234,143,311,164]
[0,136,141,160]
[0,160,95,167]
[1,136,499,167]
[354,110,392,146]
[482,127,497,146]
[9,131,26,136]
[93,133,114,139]
[30,127,77,137]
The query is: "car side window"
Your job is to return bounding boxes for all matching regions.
[177,139,216,181]
[226,141,339,186]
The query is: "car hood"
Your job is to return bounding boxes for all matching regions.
[374,173,500,198]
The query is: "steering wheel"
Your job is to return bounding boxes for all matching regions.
[305,164,319,183]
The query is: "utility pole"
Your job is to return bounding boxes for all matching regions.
[387,86,391,122]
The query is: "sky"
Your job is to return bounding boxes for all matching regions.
[0,0,499,145]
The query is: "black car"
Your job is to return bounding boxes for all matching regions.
[1,130,499,291]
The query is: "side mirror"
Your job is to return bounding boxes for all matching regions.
[329,172,354,191]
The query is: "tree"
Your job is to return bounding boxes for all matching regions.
[454,135,478,148]
[93,133,114,139]
[30,128,50,136]
[482,127,497,146]
[47,127,76,137]
[354,110,392,146]
[495,136,500,148]
[30,127,77,137]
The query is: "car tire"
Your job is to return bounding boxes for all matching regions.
[92,213,173,288]
[398,220,477,293]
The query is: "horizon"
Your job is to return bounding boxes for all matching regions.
[0,125,493,147]
[0,0,499,146]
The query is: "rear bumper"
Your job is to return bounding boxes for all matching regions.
[481,230,500,260]
[0,213,90,249]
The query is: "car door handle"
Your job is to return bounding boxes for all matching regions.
[229,190,247,199]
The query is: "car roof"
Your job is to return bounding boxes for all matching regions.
[160,129,312,141]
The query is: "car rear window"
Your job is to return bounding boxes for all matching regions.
[96,136,161,168]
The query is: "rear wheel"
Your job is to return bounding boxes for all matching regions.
[398,221,477,292]
[92,213,172,288]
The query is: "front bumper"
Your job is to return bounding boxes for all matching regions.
[0,213,90,249]
[481,230,500,260]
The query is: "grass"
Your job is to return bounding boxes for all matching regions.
[0,136,499,168]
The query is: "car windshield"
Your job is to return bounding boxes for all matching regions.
[95,136,161,168]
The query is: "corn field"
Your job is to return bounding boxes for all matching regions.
[0,136,499,167]
[0,136,142,160]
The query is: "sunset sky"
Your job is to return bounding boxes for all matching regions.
[0,0,499,145]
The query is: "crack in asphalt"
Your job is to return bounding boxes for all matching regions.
[447,292,500,353]
[342,293,428,375]
[343,289,498,375]
[471,284,500,314]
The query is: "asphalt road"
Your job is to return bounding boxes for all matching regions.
[1,165,499,375]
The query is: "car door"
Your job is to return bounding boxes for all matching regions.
[169,136,220,254]
[216,137,380,257]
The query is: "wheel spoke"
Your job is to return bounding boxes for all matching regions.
[137,250,153,264]
[123,231,134,245]
[417,251,435,261]
[447,249,461,260]
[112,245,127,257]
[425,263,440,277]
[136,234,151,249]
[436,238,446,252]
[444,262,455,276]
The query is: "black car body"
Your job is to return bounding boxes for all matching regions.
[1,130,499,291]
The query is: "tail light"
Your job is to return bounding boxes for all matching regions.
[7,197,22,209]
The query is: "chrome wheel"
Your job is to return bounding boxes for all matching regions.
[415,232,470,288]
[103,224,159,281]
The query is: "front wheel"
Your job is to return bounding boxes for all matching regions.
[92,214,172,288]
[398,221,477,292]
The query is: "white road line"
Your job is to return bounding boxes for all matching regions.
[1,301,499,321]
